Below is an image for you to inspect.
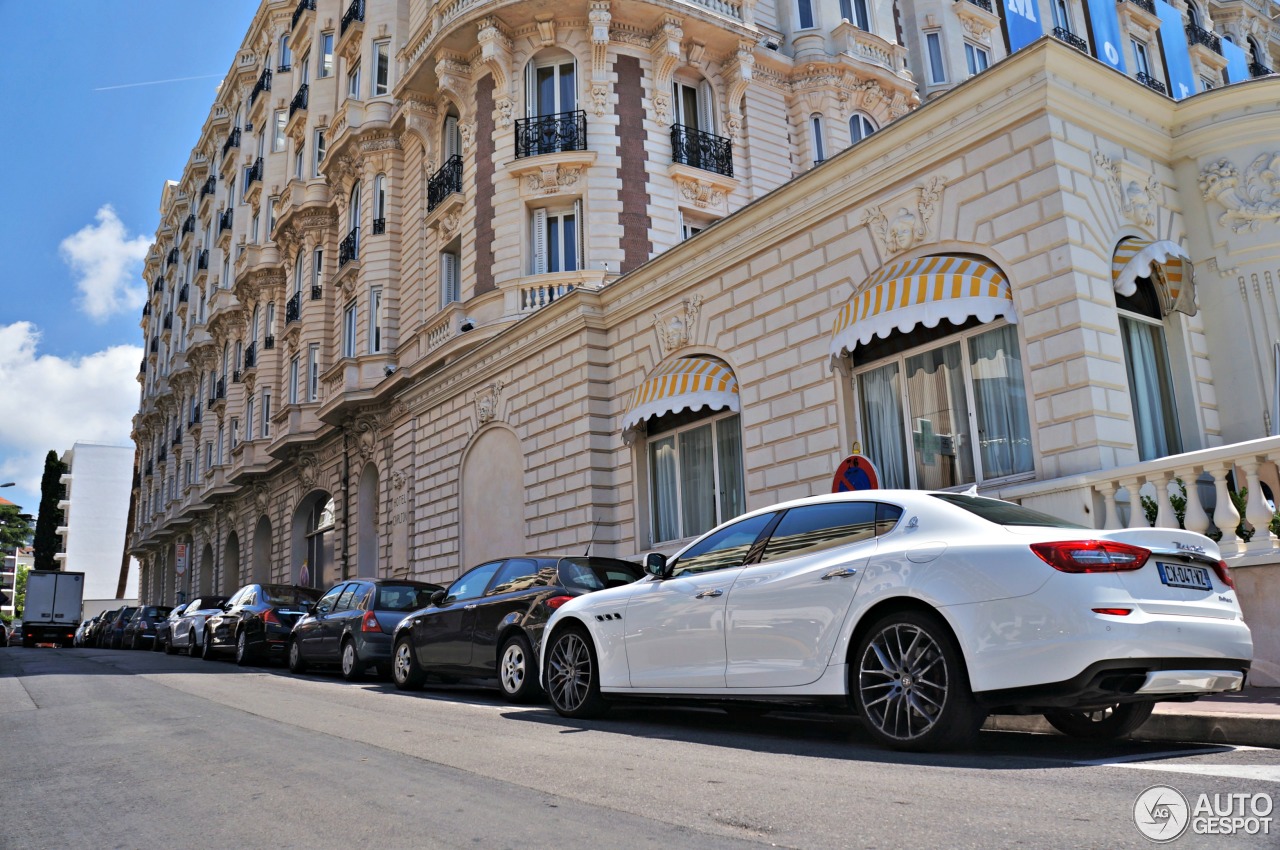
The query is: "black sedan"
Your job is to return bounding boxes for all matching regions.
[288,578,442,681]
[99,606,138,649]
[121,605,174,650]
[202,584,322,665]
[391,557,642,701]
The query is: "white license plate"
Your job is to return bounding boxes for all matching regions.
[1156,561,1212,591]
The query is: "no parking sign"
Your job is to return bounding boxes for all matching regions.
[832,452,880,493]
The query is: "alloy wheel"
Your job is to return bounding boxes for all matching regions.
[547,631,593,713]
[858,622,949,742]
[500,641,527,695]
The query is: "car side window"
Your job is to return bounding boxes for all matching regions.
[876,502,904,535]
[335,584,359,611]
[447,562,503,602]
[356,585,374,609]
[487,559,550,595]
[670,513,776,578]
[760,502,878,563]
[315,585,344,615]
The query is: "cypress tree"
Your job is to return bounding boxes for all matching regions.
[32,450,66,571]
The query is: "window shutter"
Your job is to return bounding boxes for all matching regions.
[525,62,536,118]
[697,80,715,133]
[444,116,459,159]
[442,252,459,304]
[573,199,584,271]
[532,209,548,274]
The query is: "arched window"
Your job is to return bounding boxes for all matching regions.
[250,306,260,344]
[1186,2,1202,29]
[1116,276,1182,460]
[849,113,877,143]
[673,76,715,133]
[293,251,303,297]
[443,112,461,159]
[1052,0,1074,33]
[1247,36,1266,67]
[525,53,577,118]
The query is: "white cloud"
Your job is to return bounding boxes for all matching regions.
[0,322,141,500]
[59,205,150,322]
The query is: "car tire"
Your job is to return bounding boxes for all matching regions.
[187,630,201,658]
[235,630,253,666]
[202,629,218,661]
[391,636,426,691]
[497,633,541,704]
[1043,702,1155,740]
[545,625,607,719]
[132,633,143,651]
[288,638,308,674]
[340,639,365,682]
[852,610,984,752]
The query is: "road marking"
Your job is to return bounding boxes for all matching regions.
[1074,747,1238,766]
[1104,763,1280,783]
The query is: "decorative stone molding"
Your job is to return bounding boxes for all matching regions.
[1095,151,1159,227]
[297,451,319,490]
[525,164,583,196]
[653,295,703,356]
[650,17,683,126]
[398,96,438,150]
[435,55,473,121]
[676,176,726,209]
[589,2,612,117]
[1199,153,1280,234]
[390,468,411,491]
[475,381,505,424]
[477,17,514,126]
[535,15,556,47]
[346,413,381,461]
[862,176,946,255]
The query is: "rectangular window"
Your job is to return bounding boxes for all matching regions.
[964,43,989,77]
[301,51,310,85]
[267,197,278,239]
[926,33,946,84]
[250,212,260,244]
[441,251,460,306]
[279,34,291,69]
[230,417,240,449]
[289,356,300,404]
[648,413,745,544]
[295,141,305,180]
[216,426,224,465]
[1120,316,1182,460]
[343,302,358,357]
[261,390,272,438]
[369,287,383,353]
[374,41,390,96]
[308,344,320,402]
[273,110,286,151]
[184,460,192,487]
[312,248,323,291]
[1131,39,1151,76]
[313,130,326,177]
[347,63,361,100]
[840,0,870,29]
[245,396,255,441]
[320,33,334,77]
[796,0,815,29]
[531,205,580,274]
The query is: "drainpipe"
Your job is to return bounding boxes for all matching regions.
[341,428,351,580]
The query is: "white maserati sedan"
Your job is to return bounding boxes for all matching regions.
[539,491,1252,751]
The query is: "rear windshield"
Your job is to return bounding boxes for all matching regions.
[930,494,1087,528]
[374,584,440,611]
[262,586,322,607]
[556,558,644,592]
[144,607,173,618]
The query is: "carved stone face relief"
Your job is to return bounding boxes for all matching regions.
[653,295,703,356]
[474,381,505,424]
[1199,152,1280,234]
[863,176,945,256]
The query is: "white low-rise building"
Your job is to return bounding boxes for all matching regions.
[59,443,140,617]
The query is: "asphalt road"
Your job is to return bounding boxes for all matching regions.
[2,646,1278,850]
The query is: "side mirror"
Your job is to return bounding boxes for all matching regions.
[430,589,447,606]
[220,602,232,611]
[643,552,668,579]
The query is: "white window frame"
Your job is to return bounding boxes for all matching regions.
[289,356,300,404]
[261,390,272,438]
[646,409,745,545]
[373,40,391,96]
[347,62,361,100]
[964,42,990,77]
[525,57,577,117]
[925,32,947,84]
[319,33,334,77]
[278,34,291,70]
[810,114,826,164]
[840,0,870,30]
[531,202,582,274]
[308,344,320,402]
[373,173,387,223]
[1131,38,1151,76]
[369,287,383,354]
[343,302,358,358]
[313,130,326,177]
[441,250,460,307]
[273,110,286,151]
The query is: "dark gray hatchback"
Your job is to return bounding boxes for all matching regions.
[287,579,442,681]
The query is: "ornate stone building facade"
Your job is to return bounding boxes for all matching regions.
[132,0,1280,677]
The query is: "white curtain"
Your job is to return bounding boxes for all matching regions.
[968,325,1033,479]
[716,415,745,521]
[905,343,973,489]
[679,424,716,537]
[858,363,908,489]
[1122,318,1181,460]
[649,437,679,543]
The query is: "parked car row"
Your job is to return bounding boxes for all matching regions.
[30,492,1257,752]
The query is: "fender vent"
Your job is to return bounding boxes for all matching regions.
[595,612,622,622]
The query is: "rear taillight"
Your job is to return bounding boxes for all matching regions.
[1031,540,1150,573]
[361,610,382,633]
[138,620,150,629]
[545,595,573,610]
[1091,608,1133,616]
[1213,559,1235,589]
[262,609,282,626]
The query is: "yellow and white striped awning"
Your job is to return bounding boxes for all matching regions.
[829,255,1017,363]
[1111,237,1195,316]
[622,356,739,434]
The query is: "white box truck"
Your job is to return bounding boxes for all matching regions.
[21,571,84,648]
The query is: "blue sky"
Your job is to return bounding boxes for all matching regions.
[0,2,260,516]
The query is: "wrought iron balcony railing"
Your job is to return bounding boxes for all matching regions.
[428,154,463,212]
[215,377,226,399]
[290,83,309,118]
[162,312,173,330]
[338,228,359,267]
[232,369,243,384]
[167,248,180,266]
[178,283,189,304]
[244,342,257,369]
[222,127,241,157]
[291,0,315,31]
[285,292,302,324]
[201,175,217,197]
[965,0,993,11]
[197,249,209,270]
[311,284,323,300]
[1251,61,1274,78]
[250,67,272,106]
[142,303,152,318]
[264,334,276,350]
[277,61,291,73]
[341,0,365,36]
[247,156,264,187]
[181,215,196,235]
[671,124,734,177]
[515,110,587,158]
[1124,0,1155,14]
[1136,71,1167,95]
[145,461,153,477]
[149,337,159,353]
[153,277,164,293]
[190,404,202,426]
[1186,23,1221,54]
[372,218,385,235]
[158,446,167,462]
[1052,27,1088,53]
[139,358,147,374]
[219,208,234,232]
[172,427,182,446]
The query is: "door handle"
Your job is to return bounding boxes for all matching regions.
[695,589,724,599]
[464,604,477,610]
[821,568,859,580]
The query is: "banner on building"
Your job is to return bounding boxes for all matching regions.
[1222,39,1251,84]
[175,543,188,576]
[1085,0,1128,72]
[1003,0,1044,53]
[1156,0,1197,99]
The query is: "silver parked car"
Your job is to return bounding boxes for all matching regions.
[167,596,229,657]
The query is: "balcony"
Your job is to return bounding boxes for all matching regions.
[290,83,309,119]
[153,277,164,293]
[157,446,168,463]
[428,154,463,213]
[181,215,196,236]
[964,0,993,10]
[178,283,189,304]
[1136,71,1167,95]
[515,110,586,158]
[167,248,180,266]
[149,337,159,354]
[246,156,264,188]
[1051,27,1088,54]
[338,228,359,267]
[209,377,227,408]
[264,334,276,350]
[244,341,257,369]
[311,284,323,301]
[189,404,202,426]
[1252,62,1274,78]
[172,427,183,447]
[250,67,272,107]
[222,127,241,158]
[139,358,146,374]
[291,0,315,32]
[286,291,302,324]
[671,124,733,178]
[162,312,173,331]
[340,0,365,36]
[1186,23,1221,55]
[197,249,209,270]
[142,302,152,317]
[201,175,217,198]
[232,369,243,384]
[219,208,234,233]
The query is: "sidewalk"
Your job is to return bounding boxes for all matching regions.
[984,687,1280,748]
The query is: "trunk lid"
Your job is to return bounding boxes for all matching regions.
[1095,528,1239,620]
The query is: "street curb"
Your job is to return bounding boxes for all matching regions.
[984,712,1280,749]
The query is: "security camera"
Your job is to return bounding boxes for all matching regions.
[761,37,780,50]
[459,317,476,332]
[384,364,397,377]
